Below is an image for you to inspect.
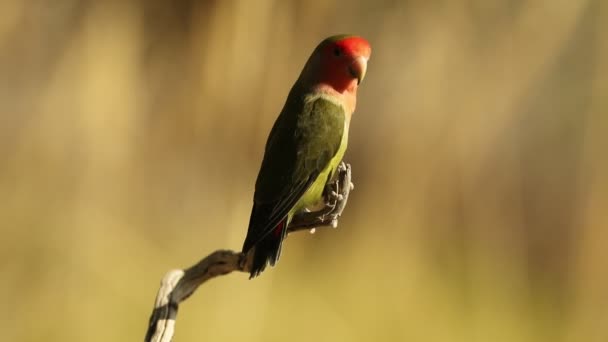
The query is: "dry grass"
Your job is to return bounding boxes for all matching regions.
[0,1,606,341]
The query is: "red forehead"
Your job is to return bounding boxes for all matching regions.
[334,36,371,58]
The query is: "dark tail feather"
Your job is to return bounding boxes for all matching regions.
[249,218,288,278]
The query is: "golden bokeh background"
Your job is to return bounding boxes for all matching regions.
[1,1,606,341]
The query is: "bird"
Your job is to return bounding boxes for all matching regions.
[242,34,371,278]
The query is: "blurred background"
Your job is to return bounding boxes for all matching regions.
[1,0,606,341]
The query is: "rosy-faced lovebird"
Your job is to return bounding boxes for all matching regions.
[242,34,371,278]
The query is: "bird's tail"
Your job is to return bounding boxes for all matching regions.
[248,218,288,278]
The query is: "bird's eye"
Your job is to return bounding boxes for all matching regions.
[333,47,342,57]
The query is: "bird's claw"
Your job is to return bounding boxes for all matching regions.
[289,162,354,232]
[320,162,353,226]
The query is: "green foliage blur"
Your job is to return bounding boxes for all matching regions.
[1,1,606,341]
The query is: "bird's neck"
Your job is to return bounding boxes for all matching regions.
[308,83,358,116]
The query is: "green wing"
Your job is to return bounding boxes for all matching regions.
[242,96,345,252]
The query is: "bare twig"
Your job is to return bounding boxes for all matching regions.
[145,163,353,342]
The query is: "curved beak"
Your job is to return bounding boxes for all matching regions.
[348,56,368,85]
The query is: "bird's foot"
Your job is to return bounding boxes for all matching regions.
[288,162,354,232]
[320,162,353,228]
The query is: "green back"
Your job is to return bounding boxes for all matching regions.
[242,91,345,251]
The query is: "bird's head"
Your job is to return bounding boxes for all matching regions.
[301,35,372,93]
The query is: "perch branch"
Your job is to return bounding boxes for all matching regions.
[145,162,353,342]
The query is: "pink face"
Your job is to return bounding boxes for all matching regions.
[317,36,372,92]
